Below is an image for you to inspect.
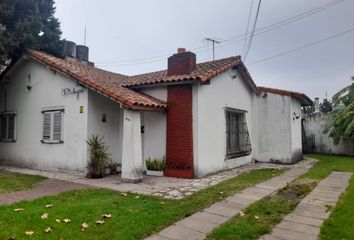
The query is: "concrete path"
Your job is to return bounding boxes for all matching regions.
[0,179,91,205]
[260,171,352,240]
[145,166,310,240]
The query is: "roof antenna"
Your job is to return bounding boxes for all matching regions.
[84,26,87,46]
[205,38,221,61]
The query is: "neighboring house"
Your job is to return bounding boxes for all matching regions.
[0,42,312,182]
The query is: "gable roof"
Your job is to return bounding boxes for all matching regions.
[258,86,313,106]
[122,56,259,94]
[27,50,167,111]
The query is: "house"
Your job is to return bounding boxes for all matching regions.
[0,42,312,182]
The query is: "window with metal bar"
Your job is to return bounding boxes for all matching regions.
[0,113,16,142]
[225,108,252,159]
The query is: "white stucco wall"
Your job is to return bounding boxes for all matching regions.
[256,92,292,163]
[140,87,167,163]
[87,90,122,165]
[290,98,303,162]
[193,69,256,177]
[0,59,88,172]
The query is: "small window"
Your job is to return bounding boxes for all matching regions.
[0,113,16,142]
[41,109,64,144]
[225,108,251,159]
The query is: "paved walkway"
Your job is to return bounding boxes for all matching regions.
[260,171,352,240]
[0,179,91,205]
[0,159,315,199]
[145,166,310,240]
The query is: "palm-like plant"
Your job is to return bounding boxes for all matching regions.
[86,135,110,177]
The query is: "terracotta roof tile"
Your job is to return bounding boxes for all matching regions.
[27,50,167,111]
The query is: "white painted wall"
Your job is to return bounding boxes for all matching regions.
[87,90,122,165]
[140,87,167,163]
[290,98,303,162]
[193,69,256,177]
[256,92,292,163]
[0,59,88,172]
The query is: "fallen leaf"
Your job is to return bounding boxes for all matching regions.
[63,219,71,223]
[41,213,48,219]
[218,191,224,194]
[255,215,260,220]
[55,219,61,223]
[44,227,52,233]
[129,209,134,212]
[45,204,54,208]
[14,208,24,212]
[9,236,16,240]
[121,193,128,196]
[25,231,34,236]
[75,192,79,195]
[239,211,245,217]
[135,196,140,199]
[160,202,165,205]
[96,220,105,225]
[101,214,112,218]
[81,223,89,229]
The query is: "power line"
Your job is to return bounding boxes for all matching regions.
[96,0,345,67]
[243,0,262,61]
[242,0,254,56]
[247,26,354,65]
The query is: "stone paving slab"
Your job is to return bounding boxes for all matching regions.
[0,179,91,205]
[145,165,310,240]
[0,158,315,199]
[260,171,352,240]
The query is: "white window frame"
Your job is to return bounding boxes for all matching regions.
[0,112,17,142]
[41,108,64,144]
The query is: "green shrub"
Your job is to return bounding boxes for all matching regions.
[145,157,165,171]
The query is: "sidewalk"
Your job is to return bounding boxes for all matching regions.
[0,179,90,205]
[260,171,352,240]
[145,166,310,240]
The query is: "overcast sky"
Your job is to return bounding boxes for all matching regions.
[54,0,354,100]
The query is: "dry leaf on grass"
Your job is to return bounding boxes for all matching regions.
[9,236,16,239]
[44,227,52,233]
[25,231,34,236]
[121,193,128,196]
[55,219,61,223]
[160,202,165,205]
[101,214,112,218]
[13,208,24,212]
[239,211,245,217]
[41,213,48,219]
[63,219,71,223]
[135,196,140,199]
[255,215,260,220]
[45,204,54,208]
[81,222,89,231]
[96,220,104,225]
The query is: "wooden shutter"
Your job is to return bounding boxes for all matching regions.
[0,115,7,140]
[53,111,62,141]
[7,115,15,140]
[42,112,51,140]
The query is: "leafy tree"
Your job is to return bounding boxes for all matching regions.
[319,98,333,113]
[324,83,354,144]
[0,0,63,69]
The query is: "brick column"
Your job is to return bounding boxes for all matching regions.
[165,84,194,178]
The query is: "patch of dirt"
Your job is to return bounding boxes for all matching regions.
[277,178,318,202]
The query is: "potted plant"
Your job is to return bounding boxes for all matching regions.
[109,162,121,174]
[86,135,110,178]
[145,157,165,177]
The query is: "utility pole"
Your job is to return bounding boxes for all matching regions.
[205,38,221,60]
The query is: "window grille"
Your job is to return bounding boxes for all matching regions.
[0,113,16,142]
[41,109,64,143]
[225,108,251,159]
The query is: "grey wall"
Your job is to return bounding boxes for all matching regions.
[302,112,354,156]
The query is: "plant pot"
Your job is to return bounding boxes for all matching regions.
[104,167,111,175]
[146,170,164,177]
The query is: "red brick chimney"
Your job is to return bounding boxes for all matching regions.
[167,48,196,76]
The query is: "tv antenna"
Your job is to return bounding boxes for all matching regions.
[205,38,221,60]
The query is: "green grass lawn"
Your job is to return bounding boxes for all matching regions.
[206,154,354,240]
[206,178,317,240]
[304,154,354,240]
[0,168,282,240]
[0,170,46,194]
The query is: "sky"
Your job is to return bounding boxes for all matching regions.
[54,0,354,100]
